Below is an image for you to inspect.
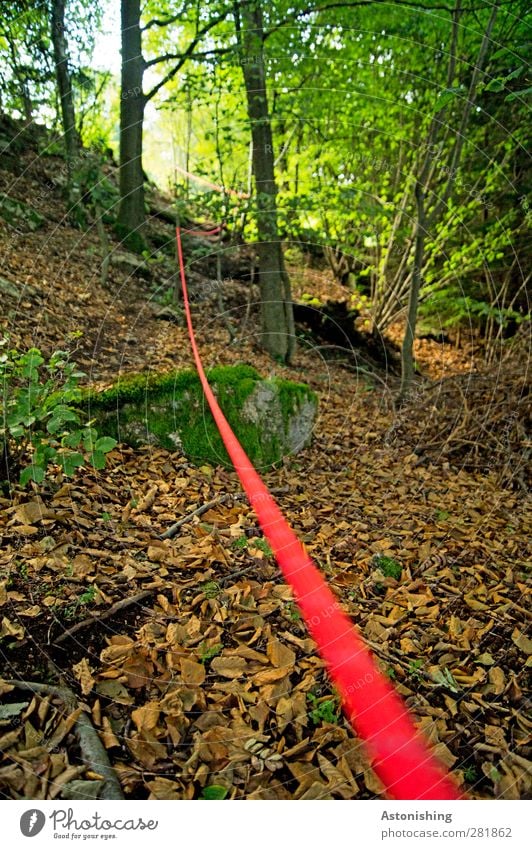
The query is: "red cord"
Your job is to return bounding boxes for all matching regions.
[176,225,462,800]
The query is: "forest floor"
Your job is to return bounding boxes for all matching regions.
[0,139,530,801]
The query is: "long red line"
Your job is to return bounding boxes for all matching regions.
[176,226,462,800]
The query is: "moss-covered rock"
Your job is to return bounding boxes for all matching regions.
[82,364,317,469]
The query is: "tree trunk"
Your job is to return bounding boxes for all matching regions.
[398,182,426,402]
[50,0,80,199]
[117,0,146,239]
[236,1,295,363]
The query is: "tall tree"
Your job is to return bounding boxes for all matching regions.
[117,0,145,238]
[234,0,295,362]
[51,0,80,197]
[117,0,231,241]
[398,0,499,399]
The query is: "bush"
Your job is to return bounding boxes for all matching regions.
[0,338,117,486]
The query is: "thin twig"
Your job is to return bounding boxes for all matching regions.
[53,590,156,647]
[160,488,288,539]
[160,493,236,539]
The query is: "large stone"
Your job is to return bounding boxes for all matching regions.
[83,364,317,470]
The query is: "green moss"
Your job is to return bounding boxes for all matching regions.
[112,221,148,254]
[273,377,316,429]
[80,364,315,469]
[373,555,402,581]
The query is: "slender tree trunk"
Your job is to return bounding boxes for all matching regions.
[117,0,146,239]
[236,1,295,363]
[50,0,80,201]
[398,182,426,402]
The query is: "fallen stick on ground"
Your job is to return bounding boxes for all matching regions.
[160,488,288,539]
[53,589,156,647]
[4,679,124,800]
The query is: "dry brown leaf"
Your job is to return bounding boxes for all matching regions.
[210,656,247,679]
[484,724,507,751]
[511,628,532,655]
[267,639,296,669]
[131,702,161,734]
[0,617,24,640]
[72,658,95,696]
[253,666,291,685]
[430,742,458,768]
[485,667,506,696]
[14,499,47,525]
[100,716,120,749]
[180,658,206,686]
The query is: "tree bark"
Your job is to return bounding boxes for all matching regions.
[398,181,426,402]
[117,0,146,239]
[50,0,80,200]
[236,1,295,363]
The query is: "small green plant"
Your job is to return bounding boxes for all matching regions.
[17,561,29,580]
[463,765,478,783]
[63,584,97,620]
[285,602,301,622]
[231,535,248,550]
[307,692,340,725]
[300,292,323,308]
[77,586,97,606]
[199,642,223,664]
[0,339,117,485]
[251,538,273,557]
[372,554,402,581]
[201,785,228,800]
[407,659,424,680]
[201,581,220,599]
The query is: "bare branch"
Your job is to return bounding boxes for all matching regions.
[141,6,188,32]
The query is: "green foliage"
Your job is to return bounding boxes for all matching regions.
[74,152,119,215]
[250,538,273,557]
[199,641,223,663]
[372,555,402,581]
[201,581,220,599]
[463,765,478,783]
[0,338,116,486]
[407,659,424,681]
[63,584,97,621]
[285,602,301,622]
[307,691,341,726]
[0,192,45,231]
[200,785,228,800]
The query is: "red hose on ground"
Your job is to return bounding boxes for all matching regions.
[176,226,462,800]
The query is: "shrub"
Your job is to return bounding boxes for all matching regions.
[0,338,116,486]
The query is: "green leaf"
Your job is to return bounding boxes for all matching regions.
[201,785,228,800]
[62,430,83,449]
[485,77,505,93]
[432,85,466,113]
[505,86,532,102]
[20,465,45,486]
[59,452,84,476]
[89,451,106,470]
[95,436,117,453]
[48,407,80,433]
